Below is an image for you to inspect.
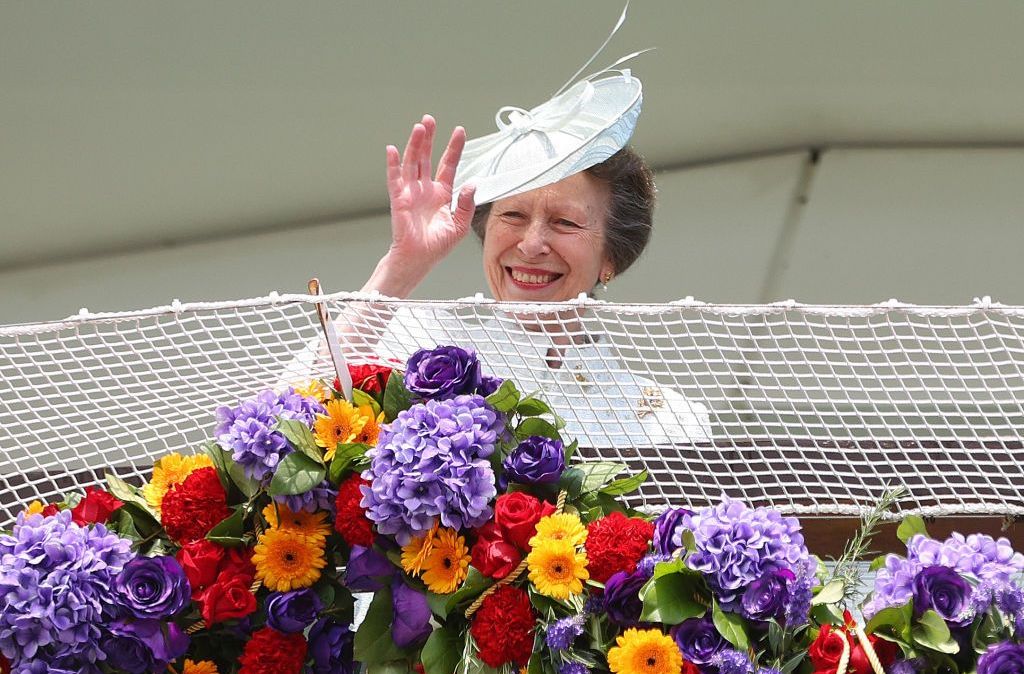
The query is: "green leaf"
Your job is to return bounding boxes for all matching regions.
[810,603,845,626]
[277,418,324,466]
[515,418,561,441]
[485,379,520,412]
[897,515,929,544]
[558,467,585,499]
[712,601,750,651]
[639,568,708,624]
[110,508,143,541]
[869,554,888,572]
[680,529,697,553]
[563,439,578,463]
[328,443,370,484]
[865,602,913,642]
[779,650,806,674]
[352,388,383,416]
[206,506,247,547]
[105,473,153,513]
[516,396,551,417]
[368,662,413,674]
[268,452,327,496]
[355,586,408,664]
[424,567,490,620]
[201,441,234,492]
[652,556,687,578]
[811,579,846,606]
[421,623,462,674]
[600,470,648,496]
[578,461,627,493]
[383,372,414,419]
[913,609,959,654]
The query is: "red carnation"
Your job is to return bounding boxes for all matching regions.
[347,361,396,395]
[160,467,231,544]
[584,511,655,584]
[334,474,375,547]
[469,585,535,668]
[70,486,123,526]
[41,503,61,517]
[238,627,308,674]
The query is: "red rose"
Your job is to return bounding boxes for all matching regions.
[346,362,396,395]
[334,474,375,547]
[471,522,523,579]
[494,492,556,550]
[199,574,258,625]
[809,624,848,672]
[70,486,124,526]
[469,585,535,668]
[160,467,231,544]
[850,633,898,674]
[238,626,308,674]
[177,539,227,592]
[584,511,655,584]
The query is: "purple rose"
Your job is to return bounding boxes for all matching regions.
[104,618,189,673]
[672,615,727,665]
[114,556,191,620]
[478,375,505,397]
[308,618,355,674]
[741,569,792,622]
[604,568,650,626]
[913,566,971,626]
[404,345,482,400]
[346,545,396,592]
[979,642,1024,674]
[266,588,323,633]
[391,581,432,648]
[503,436,565,485]
[653,507,692,556]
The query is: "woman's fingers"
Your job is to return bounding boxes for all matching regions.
[451,184,477,233]
[401,123,425,183]
[436,126,466,188]
[419,115,435,181]
[385,145,403,200]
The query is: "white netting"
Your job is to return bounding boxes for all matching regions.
[2,293,1023,527]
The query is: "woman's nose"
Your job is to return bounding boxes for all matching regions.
[517,219,550,258]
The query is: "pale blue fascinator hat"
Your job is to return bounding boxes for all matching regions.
[452,6,648,206]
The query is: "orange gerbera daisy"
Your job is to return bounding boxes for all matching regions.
[353,407,385,446]
[401,521,440,576]
[421,527,471,594]
[314,399,370,461]
[252,527,326,592]
[261,502,331,542]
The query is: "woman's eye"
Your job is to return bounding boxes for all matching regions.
[557,218,582,228]
[501,211,526,221]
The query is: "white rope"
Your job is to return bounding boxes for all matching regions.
[2,294,1024,526]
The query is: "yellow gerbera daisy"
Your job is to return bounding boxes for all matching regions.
[293,379,330,402]
[353,407,385,447]
[401,522,439,576]
[252,527,327,592]
[182,660,220,674]
[527,538,589,599]
[314,399,370,460]
[530,512,588,547]
[421,527,471,594]
[607,628,683,674]
[261,502,331,542]
[142,452,214,513]
[24,500,46,516]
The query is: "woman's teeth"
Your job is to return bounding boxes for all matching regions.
[511,270,559,284]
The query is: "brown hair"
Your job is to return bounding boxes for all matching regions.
[469,146,656,278]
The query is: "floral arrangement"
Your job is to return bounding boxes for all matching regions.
[854,516,1024,674]
[15,343,1012,674]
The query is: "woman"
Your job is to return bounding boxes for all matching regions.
[279,64,709,446]
[342,95,711,447]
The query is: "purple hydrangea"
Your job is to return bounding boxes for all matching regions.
[681,497,811,607]
[0,511,135,670]
[215,388,325,481]
[545,615,585,651]
[559,664,591,674]
[866,532,1024,619]
[360,394,503,544]
[273,480,338,514]
[889,658,928,674]
[653,507,692,556]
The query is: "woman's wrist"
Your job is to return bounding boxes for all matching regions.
[361,250,428,299]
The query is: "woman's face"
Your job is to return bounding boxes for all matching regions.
[482,172,613,303]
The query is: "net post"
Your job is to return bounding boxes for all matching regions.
[307,278,352,399]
